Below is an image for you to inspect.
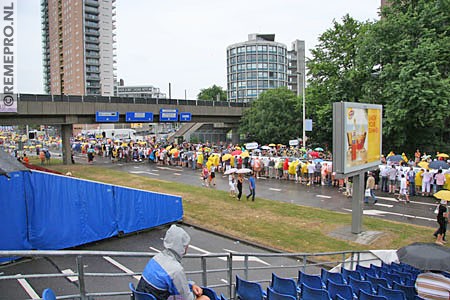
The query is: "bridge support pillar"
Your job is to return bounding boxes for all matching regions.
[231,128,240,145]
[61,124,73,165]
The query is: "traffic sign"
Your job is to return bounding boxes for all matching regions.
[179,112,192,122]
[125,112,153,122]
[159,109,178,122]
[95,111,119,122]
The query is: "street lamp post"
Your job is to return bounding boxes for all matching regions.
[297,71,306,149]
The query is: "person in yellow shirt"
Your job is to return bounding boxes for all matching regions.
[301,162,308,184]
[415,169,424,195]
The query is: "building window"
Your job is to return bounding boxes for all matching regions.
[237,46,245,53]
[257,45,267,52]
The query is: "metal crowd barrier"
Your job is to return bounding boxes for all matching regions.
[0,250,380,300]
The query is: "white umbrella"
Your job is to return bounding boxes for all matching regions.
[261,145,271,150]
[224,168,238,175]
[236,168,252,174]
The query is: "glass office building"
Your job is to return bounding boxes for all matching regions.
[226,34,288,103]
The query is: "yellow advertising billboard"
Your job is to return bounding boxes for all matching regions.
[333,102,382,175]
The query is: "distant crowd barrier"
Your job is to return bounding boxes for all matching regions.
[0,170,183,262]
[17,93,249,107]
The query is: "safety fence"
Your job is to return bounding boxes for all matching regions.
[0,249,381,300]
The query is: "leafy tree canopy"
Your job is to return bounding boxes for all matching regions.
[306,14,371,148]
[360,0,450,154]
[239,87,301,145]
[197,85,227,101]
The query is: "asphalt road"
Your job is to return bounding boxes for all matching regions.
[86,156,439,229]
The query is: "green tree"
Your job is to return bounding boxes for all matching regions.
[307,14,371,148]
[359,0,450,154]
[239,87,301,144]
[197,85,227,101]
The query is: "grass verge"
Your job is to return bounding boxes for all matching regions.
[40,162,442,254]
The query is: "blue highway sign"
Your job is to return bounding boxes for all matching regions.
[159,109,178,122]
[179,112,192,122]
[125,112,154,122]
[95,111,119,122]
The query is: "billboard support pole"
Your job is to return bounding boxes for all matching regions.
[351,172,364,234]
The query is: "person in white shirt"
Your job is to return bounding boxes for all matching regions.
[422,169,433,196]
[397,174,410,203]
[388,165,398,194]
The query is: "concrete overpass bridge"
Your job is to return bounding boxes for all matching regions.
[0,94,249,163]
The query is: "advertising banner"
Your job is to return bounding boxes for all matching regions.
[333,102,382,175]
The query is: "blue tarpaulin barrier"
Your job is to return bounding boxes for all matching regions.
[0,170,183,256]
[0,171,32,263]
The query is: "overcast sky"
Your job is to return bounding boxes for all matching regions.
[17,0,381,99]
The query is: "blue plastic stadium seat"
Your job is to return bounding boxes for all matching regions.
[359,289,387,300]
[341,267,363,282]
[42,288,56,300]
[348,275,375,296]
[202,286,219,300]
[327,279,355,300]
[365,273,390,289]
[267,286,296,300]
[298,270,325,290]
[235,275,266,300]
[392,281,417,300]
[321,268,346,286]
[129,282,157,300]
[271,273,299,298]
[300,283,331,300]
[377,284,406,300]
[356,264,377,279]
[380,271,403,286]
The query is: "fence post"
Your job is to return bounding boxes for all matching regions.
[342,253,346,270]
[228,253,233,299]
[350,251,354,270]
[201,256,207,287]
[77,255,88,300]
[303,255,307,272]
[244,255,249,280]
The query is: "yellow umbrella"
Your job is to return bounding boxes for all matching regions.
[269,143,276,147]
[169,148,178,155]
[222,154,232,161]
[437,153,449,158]
[166,145,172,150]
[121,143,128,147]
[240,151,250,158]
[29,146,36,149]
[24,146,29,149]
[9,145,16,149]
[434,190,450,201]
[417,161,429,169]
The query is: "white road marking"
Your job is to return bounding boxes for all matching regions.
[269,188,282,192]
[133,166,140,169]
[129,171,159,176]
[103,256,140,280]
[222,248,271,266]
[17,275,40,299]
[342,208,435,222]
[374,203,394,208]
[376,196,436,207]
[149,247,161,252]
[173,173,181,176]
[316,195,332,199]
[62,269,78,282]
[189,245,270,265]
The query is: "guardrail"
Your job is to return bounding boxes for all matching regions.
[0,249,380,300]
[17,94,249,108]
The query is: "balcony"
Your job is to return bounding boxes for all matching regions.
[85,21,99,29]
[85,14,99,21]
[85,29,99,36]
[85,0,99,8]
[86,51,100,58]
[85,44,100,51]
[84,5,98,14]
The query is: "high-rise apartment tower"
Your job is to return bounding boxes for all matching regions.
[226,34,305,102]
[41,0,116,96]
